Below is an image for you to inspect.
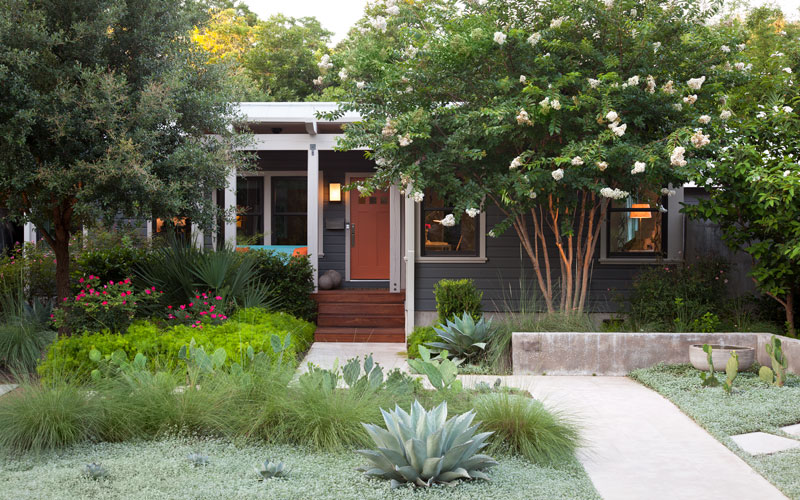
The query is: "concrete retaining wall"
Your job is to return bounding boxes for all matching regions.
[512,331,800,376]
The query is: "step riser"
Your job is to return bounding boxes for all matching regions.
[317,315,405,327]
[315,333,405,342]
[318,303,404,316]
[313,294,404,304]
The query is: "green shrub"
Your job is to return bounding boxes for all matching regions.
[38,309,315,381]
[73,246,148,285]
[0,381,103,452]
[0,321,56,373]
[251,250,316,321]
[406,326,438,359]
[0,242,58,302]
[433,278,483,323]
[628,255,730,330]
[475,393,581,464]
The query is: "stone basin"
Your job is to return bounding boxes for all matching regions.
[689,344,755,372]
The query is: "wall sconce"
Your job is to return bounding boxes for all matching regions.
[629,203,653,219]
[329,183,342,203]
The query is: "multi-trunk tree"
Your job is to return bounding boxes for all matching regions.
[0,0,249,321]
[329,0,735,313]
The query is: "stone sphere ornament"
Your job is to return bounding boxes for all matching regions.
[318,273,334,290]
[326,269,343,288]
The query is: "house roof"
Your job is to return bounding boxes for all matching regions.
[236,102,361,124]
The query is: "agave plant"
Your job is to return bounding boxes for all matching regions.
[187,453,209,467]
[255,459,287,480]
[82,463,108,480]
[427,312,495,360]
[357,400,497,488]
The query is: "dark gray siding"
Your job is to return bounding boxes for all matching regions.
[414,206,642,313]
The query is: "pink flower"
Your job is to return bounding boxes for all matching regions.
[188,303,194,307]
[151,286,156,291]
[110,281,114,285]
[179,305,186,310]
[121,293,126,298]
[102,291,108,295]
[195,320,201,324]
[63,297,68,302]
[168,314,174,319]
[167,305,173,309]
[209,306,215,312]
[145,289,151,294]
[79,278,84,283]
[210,314,217,319]
[215,296,222,301]
[200,311,207,315]
[124,279,131,284]
[122,300,126,305]
[190,324,196,328]
[102,301,108,306]
[185,314,190,319]
[195,295,200,299]
[126,290,132,296]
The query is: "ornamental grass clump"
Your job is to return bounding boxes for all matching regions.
[474,394,581,464]
[357,400,498,489]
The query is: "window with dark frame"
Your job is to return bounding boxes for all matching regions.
[236,176,264,245]
[420,189,479,257]
[606,192,667,258]
[271,176,307,245]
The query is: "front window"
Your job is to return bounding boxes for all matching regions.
[420,189,478,256]
[237,176,264,245]
[607,192,666,257]
[271,176,307,245]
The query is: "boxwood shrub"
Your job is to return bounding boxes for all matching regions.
[38,308,315,381]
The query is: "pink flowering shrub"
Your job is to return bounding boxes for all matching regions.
[53,276,162,333]
[165,291,228,328]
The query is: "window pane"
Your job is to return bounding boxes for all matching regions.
[272,177,307,213]
[236,176,263,245]
[423,210,477,255]
[272,214,307,245]
[608,210,662,253]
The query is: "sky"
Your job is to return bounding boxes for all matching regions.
[242,0,800,43]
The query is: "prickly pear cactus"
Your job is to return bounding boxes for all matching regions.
[765,336,787,387]
[723,351,738,394]
[759,366,775,385]
[699,344,719,387]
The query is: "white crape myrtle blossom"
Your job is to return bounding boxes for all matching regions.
[662,80,675,94]
[606,110,619,122]
[520,75,527,83]
[596,161,608,171]
[706,177,714,185]
[737,43,747,51]
[338,68,348,81]
[357,184,368,194]
[356,81,366,89]
[683,94,698,105]
[627,75,640,86]
[670,146,687,167]
[772,52,785,57]
[757,111,767,119]
[440,214,456,227]
[571,156,584,166]
[313,76,324,86]
[517,108,532,125]
[661,187,677,196]
[539,97,551,111]
[673,103,683,111]
[687,76,706,90]
[528,190,537,199]
[494,32,507,45]
[488,229,496,237]
[466,207,480,218]
[784,170,791,177]
[552,168,564,181]
[398,134,412,147]
[412,191,424,203]
[551,99,561,110]
[381,118,396,137]
[370,16,388,32]
[528,32,542,46]
[653,41,661,53]
[784,67,793,74]
[509,156,522,170]
[550,17,565,28]
[588,78,601,89]
[784,106,794,113]
[720,110,732,120]
[609,122,627,137]
[631,161,646,174]
[690,129,710,148]
[600,187,629,199]
[386,5,400,15]
[403,45,418,58]
[698,115,711,124]
[721,45,730,53]
[317,54,333,70]
[646,75,656,93]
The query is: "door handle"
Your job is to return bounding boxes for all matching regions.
[350,223,356,247]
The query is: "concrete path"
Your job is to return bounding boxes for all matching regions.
[299,342,408,375]
[0,384,18,398]
[299,343,786,499]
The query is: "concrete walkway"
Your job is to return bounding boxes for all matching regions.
[0,384,18,398]
[300,342,787,500]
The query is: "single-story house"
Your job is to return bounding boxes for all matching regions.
[7,102,753,341]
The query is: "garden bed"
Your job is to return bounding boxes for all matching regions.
[0,436,600,500]
[630,364,800,499]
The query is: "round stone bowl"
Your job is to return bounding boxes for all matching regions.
[689,344,755,372]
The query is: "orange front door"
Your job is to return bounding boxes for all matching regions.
[350,177,390,279]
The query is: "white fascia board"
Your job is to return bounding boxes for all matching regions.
[235,102,362,124]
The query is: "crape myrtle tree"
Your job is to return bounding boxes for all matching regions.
[325,0,736,313]
[0,0,249,320]
[683,8,800,336]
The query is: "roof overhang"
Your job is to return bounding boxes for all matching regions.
[235,102,361,135]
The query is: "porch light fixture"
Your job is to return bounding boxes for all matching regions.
[629,203,653,219]
[329,183,342,202]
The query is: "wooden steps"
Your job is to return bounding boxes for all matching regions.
[313,290,405,342]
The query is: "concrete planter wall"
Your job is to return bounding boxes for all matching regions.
[512,332,800,376]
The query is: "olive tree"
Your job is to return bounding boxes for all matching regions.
[327,0,733,313]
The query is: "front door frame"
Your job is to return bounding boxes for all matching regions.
[345,172,399,284]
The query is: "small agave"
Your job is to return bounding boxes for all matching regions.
[82,463,108,480]
[255,459,287,480]
[187,453,210,467]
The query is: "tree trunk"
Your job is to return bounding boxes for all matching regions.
[787,289,796,338]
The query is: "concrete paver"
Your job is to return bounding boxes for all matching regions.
[781,423,800,437]
[0,384,18,397]
[731,431,800,455]
[299,342,408,375]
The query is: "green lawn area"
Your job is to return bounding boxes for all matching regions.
[0,436,600,500]
[630,364,800,499]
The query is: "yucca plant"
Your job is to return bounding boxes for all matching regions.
[357,400,497,489]
[254,459,287,480]
[427,312,495,360]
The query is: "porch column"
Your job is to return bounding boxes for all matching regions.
[224,168,237,248]
[389,185,401,293]
[23,222,36,244]
[404,188,415,336]
[307,144,319,290]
